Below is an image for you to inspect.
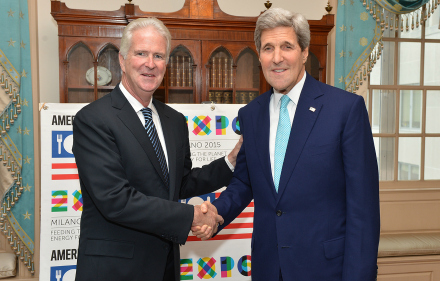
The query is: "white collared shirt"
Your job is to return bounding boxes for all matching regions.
[119,84,169,169]
[269,73,306,180]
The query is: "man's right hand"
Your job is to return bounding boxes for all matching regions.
[191,201,223,240]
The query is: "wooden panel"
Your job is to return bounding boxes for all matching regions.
[190,0,213,19]
[380,200,440,233]
[378,255,440,281]
[378,272,432,281]
[380,189,440,233]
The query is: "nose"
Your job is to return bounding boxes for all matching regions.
[272,48,283,64]
[144,55,155,69]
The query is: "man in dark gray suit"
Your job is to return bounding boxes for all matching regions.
[73,17,241,281]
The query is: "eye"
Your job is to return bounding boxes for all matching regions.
[137,52,146,56]
[263,46,273,52]
[154,54,164,60]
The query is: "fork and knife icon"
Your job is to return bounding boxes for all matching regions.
[57,134,63,155]
[55,269,76,281]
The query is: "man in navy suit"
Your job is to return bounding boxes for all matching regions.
[194,7,380,281]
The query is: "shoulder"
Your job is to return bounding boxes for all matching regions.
[238,89,271,115]
[312,77,360,103]
[74,88,118,124]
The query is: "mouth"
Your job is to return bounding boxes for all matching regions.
[272,69,286,73]
[142,74,155,77]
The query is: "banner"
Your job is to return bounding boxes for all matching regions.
[40,103,251,281]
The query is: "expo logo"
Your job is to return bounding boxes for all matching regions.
[52,190,83,212]
[180,255,251,280]
[186,116,241,136]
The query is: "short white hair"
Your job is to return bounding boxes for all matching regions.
[119,17,171,63]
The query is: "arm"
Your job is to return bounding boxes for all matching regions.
[341,96,380,281]
[73,107,194,244]
[210,112,254,232]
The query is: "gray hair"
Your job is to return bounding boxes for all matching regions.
[254,8,310,53]
[119,17,171,63]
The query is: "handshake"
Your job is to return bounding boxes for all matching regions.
[191,201,223,241]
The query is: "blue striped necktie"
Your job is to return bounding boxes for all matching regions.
[273,95,291,192]
[141,108,169,188]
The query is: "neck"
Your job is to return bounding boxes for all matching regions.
[121,74,151,108]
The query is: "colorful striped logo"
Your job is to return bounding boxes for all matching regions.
[71,190,83,211]
[215,116,229,135]
[180,258,193,280]
[51,190,68,212]
[238,255,251,276]
[192,116,212,136]
[221,256,234,277]
[232,117,241,135]
[197,257,217,279]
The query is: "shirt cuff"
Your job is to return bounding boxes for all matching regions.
[224,156,234,172]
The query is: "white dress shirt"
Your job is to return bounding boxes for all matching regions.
[119,84,170,170]
[269,73,306,180]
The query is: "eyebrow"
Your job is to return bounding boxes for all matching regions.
[262,41,295,49]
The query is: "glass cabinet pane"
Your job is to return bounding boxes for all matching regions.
[425,7,440,39]
[425,137,440,180]
[398,42,420,85]
[97,44,121,98]
[371,90,396,134]
[400,90,422,133]
[168,46,194,103]
[305,52,320,82]
[426,90,440,133]
[208,47,233,104]
[236,48,259,104]
[67,42,94,103]
[424,43,440,86]
[370,42,394,85]
[398,137,421,180]
[373,137,395,181]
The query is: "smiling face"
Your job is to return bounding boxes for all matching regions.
[119,26,167,105]
[259,26,309,94]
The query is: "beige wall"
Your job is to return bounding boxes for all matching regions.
[36,0,335,103]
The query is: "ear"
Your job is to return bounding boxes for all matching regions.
[119,53,126,73]
[302,47,309,64]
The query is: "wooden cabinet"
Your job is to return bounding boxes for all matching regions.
[51,0,334,104]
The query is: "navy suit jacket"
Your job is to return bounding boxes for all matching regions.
[213,73,380,281]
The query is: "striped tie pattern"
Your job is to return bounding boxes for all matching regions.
[141,108,169,188]
[273,95,291,192]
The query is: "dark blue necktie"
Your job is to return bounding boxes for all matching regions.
[141,108,169,188]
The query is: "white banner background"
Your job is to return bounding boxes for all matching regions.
[40,103,252,281]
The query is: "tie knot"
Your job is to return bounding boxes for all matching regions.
[141,107,152,120]
[280,95,291,109]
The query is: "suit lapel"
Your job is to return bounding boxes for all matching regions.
[111,87,169,190]
[153,99,177,201]
[255,90,278,200]
[276,74,324,201]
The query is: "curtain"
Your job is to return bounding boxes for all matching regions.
[334,0,436,92]
[0,0,35,274]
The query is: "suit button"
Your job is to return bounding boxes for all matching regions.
[276,210,282,216]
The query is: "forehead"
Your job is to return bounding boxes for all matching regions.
[260,26,298,44]
[131,26,167,51]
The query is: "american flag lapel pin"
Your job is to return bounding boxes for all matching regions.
[309,107,316,112]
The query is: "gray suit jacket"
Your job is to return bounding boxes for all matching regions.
[73,85,233,281]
